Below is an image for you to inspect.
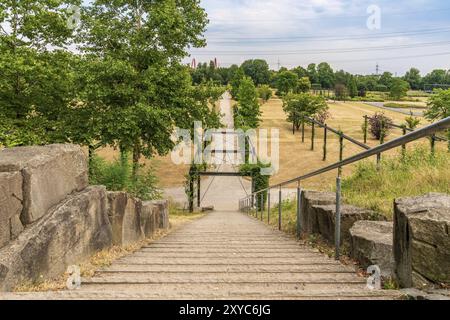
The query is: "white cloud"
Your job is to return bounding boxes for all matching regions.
[189,0,450,74]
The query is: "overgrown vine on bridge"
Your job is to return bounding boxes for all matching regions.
[184,162,208,211]
[240,161,271,210]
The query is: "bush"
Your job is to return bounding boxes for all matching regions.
[257,85,273,103]
[369,112,393,140]
[89,154,161,200]
[404,112,421,130]
[389,79,410,100]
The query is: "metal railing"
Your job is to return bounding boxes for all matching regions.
[239,116,450,260]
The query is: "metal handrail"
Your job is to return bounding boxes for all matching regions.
[305,116,370,150]
[239,116,450,259]
[364,115,448,142]
[241,116,450,198]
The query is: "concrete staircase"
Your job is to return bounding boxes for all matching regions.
[3,211,402,300]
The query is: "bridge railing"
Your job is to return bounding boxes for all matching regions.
[238,116,450,260]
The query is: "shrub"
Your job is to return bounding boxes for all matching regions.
[404,112,421,130]
[369,112,393,140]
[389,79,410,100]
[257,85,273,103]
[89,154,161,200]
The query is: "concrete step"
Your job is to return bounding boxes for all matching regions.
[85,272,365,284]
[0,289,402,300]
[99,264,357,273]
[79,282,370,293]
[114,257,338,265]
[124,252,325,259]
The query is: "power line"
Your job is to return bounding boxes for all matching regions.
[204,27,450,43]
[190,40,450,56]
[211,51,450,67]
[208,7,450,23]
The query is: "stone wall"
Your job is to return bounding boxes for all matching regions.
[0,144,88,226]
[300,190,381,245]
[349,221,394,278]
[0,144,170,291]
[393,193,450,288]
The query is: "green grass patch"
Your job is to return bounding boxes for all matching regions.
[342,147,450,219]
[384,102,427,109]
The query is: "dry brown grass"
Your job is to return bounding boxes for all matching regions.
[260,98,441,191]
[13,211,205,293]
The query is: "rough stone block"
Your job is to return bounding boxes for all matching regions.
[0,186,112,291]
[312,204,378,244]
[394,193,450,288]
[0,172,24,248]
[150,200,169,230]
[141,202,156,238]
[350,221,394,277]
[107,192,144,246]
[0,144,88,224]
[300,190,336,234]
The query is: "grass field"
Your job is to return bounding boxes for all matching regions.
[259,97,439,190]
[259,96,448,218]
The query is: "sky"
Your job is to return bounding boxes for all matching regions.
[187,0,450,75]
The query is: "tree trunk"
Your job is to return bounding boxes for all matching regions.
[88,143,95,177]
[132,142,141,180]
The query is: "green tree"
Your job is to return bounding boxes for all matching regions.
[297,77,311,93]
[317,62,335,89]
[235,77,261,128]
[241,59,270,85]
[0,0,81,146]
[292,66,308,79]
[347,76,358,98]
[389,78,410,100]
[257,85,273,103]
[426,89,450,120]
[282,93,328,131]
[425,89,450,149]
[230,67,245,98]
[379,72,394,89]
[423,69,447,85]
[78,0,210,178]
[307,63,318,84]
[403,68,422,90]
[275,71,299,96]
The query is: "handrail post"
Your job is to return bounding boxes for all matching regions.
[323,124,328,161]
[297,181,302,239]
[260,193,264,221]
[339,133,344,167]
[278,187,282,231]
[363,115,368,144]
[301,120,305,143]
[402,126,407,158]
[311,121,315,151]
[430,134,436,156]
[335,174,342,260]
[197,175,201,208]
[377,120,385,169]
[267,189,271,224]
